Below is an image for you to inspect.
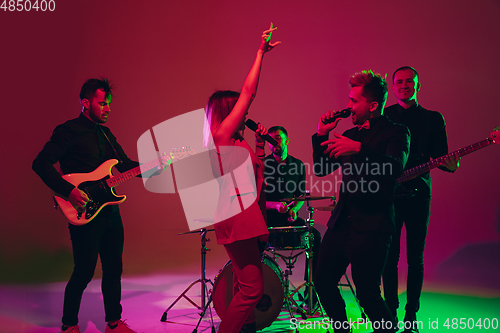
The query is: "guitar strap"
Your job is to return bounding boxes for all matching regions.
[98,125,123,164]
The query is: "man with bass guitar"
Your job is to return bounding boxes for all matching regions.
[382,67,460,333]
[32,78,151,333]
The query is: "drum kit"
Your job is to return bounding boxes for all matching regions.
[161,192,364,332]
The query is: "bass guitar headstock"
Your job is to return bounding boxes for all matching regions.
[490,127,499,145]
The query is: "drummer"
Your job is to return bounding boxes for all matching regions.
[256,126,322,287]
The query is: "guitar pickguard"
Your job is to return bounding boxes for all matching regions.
[77,176,123,220]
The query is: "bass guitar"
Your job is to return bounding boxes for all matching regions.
[395,128,498,195]
[54,147,195,225]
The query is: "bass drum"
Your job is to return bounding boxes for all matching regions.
[212,254,285,330]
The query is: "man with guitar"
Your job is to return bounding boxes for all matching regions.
[383,67,460,333]
[32,78,144,333]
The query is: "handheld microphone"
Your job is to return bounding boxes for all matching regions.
[245,119,278,146]
[321,109,351,124]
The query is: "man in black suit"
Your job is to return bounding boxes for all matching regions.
[383,66,459,333]
[312,70,410,333]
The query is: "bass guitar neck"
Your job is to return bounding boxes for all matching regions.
[398,128,499,184]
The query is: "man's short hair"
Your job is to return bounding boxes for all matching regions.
[79,78,113,102]
[268,126,288,138]
[392,66,419,84]
[349,70,388,112]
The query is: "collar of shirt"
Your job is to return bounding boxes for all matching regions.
[356,119,370,130]
[78,112,100,130]
[265,155,288,169]
[397,102,419,114]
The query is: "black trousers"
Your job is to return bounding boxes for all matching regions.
[314,224,395,333]
[383,196,431,316]
[62,207,124,326]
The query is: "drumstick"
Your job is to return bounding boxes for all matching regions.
[266,22,273,42]
[286,201,296,222]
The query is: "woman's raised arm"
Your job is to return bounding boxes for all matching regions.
[213,23,280,145]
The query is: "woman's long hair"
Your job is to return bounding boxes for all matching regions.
[203,90,241,147]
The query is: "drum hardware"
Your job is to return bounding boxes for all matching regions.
[266,248,309,321]
[278,194,335,203]
[296,197,323,317]
[303,194,365,321]
[298,191,332,316]
[265,191,335,320]
[160,228,216,333]
[311,205,336,211]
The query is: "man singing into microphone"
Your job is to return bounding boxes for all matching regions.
[312,70,410,332]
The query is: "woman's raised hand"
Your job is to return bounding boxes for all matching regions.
[260,22,281,53]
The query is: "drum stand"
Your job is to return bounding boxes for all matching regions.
[300,198,366,322]
[266,204,326,321]
[289,202,325,317]
[160,228,216,333]
[308,199,367,325]
[267,248,309,320]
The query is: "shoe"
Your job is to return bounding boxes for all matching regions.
[60,326,81,333]
[402,312,420,333]
[105,320,138,333]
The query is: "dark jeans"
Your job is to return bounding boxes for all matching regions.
[62,207,124,326]
[383,196,431,316]
[314,225,395,333]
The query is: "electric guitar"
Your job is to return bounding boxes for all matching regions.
[396,128,499,195]
[54,147,195,225]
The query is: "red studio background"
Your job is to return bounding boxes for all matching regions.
[1,0,499,294]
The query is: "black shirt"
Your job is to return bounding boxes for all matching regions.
[264,154,306,226]
[385,103,450,197]
[32,113,139,198]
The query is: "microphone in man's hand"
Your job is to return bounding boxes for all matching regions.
[245,119,278,146]
[321,109,352,124]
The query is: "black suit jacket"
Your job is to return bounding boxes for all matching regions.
[312,115,410,233]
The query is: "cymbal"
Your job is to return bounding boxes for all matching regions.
[312,205,336,212]
[279,194,335,202]
[178,228,214,235]
[268,226,308,230]
[193,218,214,223]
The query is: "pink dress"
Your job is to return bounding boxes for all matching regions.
[211,139,268,244]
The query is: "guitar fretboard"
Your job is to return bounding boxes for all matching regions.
[398,138,493,184]
[106,159,162,188]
